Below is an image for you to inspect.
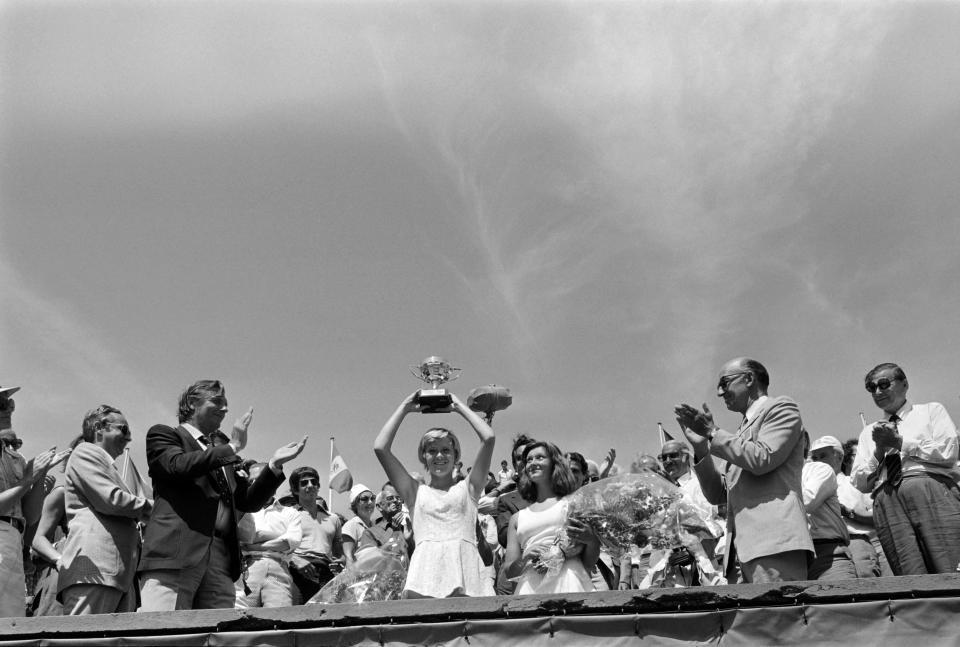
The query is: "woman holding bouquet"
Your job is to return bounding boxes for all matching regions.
[374,391,496,598]
[504,442,600,594]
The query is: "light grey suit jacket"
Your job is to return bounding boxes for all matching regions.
[694,395,813,565]
[58,443,152,593]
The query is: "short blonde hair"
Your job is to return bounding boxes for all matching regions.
[418,427,461,466]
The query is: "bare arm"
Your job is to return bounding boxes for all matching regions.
[451,393,496,501]
[31,487,65,566]
[373,393,422,505]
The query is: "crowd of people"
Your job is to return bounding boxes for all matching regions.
[1,357,959,618]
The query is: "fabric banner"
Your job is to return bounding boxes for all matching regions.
[329,441,353,493]
[4,597,960,646]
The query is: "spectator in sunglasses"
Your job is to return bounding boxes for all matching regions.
[287,466,342,603]
[850,362,960,575]
[342,484,379,565]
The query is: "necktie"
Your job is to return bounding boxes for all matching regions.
[198,435,232,502]
[881,414,903,488]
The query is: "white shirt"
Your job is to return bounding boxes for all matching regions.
[850,400,959,493]
[238,500,302,559]
[836,473,875,538]
[801,461,848,542]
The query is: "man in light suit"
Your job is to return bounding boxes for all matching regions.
[675,357,813,583]
[57,405,152,614]
[138,380,306,610]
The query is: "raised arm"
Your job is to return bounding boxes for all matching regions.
[450,394,496,501]
[373,392,421,505]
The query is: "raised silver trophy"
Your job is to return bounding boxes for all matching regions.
[410,356,461,413]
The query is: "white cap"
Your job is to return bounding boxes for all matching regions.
[809,435,843,453]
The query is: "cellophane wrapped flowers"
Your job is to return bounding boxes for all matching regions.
[307,537,409,604]
[565,473,690,558]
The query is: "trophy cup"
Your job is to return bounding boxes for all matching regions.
[410,356,461,413]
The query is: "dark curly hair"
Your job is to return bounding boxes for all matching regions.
[518,441,579,502]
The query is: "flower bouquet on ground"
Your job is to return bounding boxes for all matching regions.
[306,537,409,604]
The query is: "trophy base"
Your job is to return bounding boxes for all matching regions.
[416,389,453,413]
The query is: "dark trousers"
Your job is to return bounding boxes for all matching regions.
[290,556,336,604]
[874,472,960,575]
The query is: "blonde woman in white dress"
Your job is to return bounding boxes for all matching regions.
[374,391,495,598]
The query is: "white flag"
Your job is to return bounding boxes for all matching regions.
[329,442,353,494]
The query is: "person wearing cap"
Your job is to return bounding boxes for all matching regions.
[287,466,342,603]
[804,435,858,580]
[341,484,378,565]
[138,380,307,611]
[675,357,813,584]
[234,462,302,609]
[850,362,960,575]
[816,436,883,578]
[0,386,70,617]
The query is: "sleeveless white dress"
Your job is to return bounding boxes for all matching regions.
[515,496,594,595]
[402,479,494,598]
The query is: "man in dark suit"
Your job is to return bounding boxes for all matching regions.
[492,434,535,595]
[675,358,813,583]
[138,380,306,610]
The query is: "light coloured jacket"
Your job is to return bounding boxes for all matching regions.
[58,443,151,593]
[694,395,813,565]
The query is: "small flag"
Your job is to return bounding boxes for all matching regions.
[329,441,353,494]
[116,448,151,499]
[658,422,675,445]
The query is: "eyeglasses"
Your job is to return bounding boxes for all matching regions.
[356,495,375,503]
[717,372,751,392]
[588,476,600,482]
[658,452,683,462]
[108,423,131,435]
[382,495,402,503]
[1,438,23,450]
[298,478,319,486]
[865,378,898,393]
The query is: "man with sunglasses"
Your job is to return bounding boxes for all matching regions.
[287,466,343,603]
[850,363,960,575]
[659,440,725,564]
[369,482,414,558]
[57,405,152,614]
[138,380,307,610]
[675,358,813,584]
[0,386,71,617]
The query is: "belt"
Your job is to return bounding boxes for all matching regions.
[0,515,25,534]
[813,537,848,547]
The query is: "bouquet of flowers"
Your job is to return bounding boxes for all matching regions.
[565,473,691,558]
[306,537,409,604]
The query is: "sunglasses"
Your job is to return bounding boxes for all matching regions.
[298,478,319,486]
[1,438,23,450]
[865,378,897,393]
[658,452,683,462]
[356,495,375,503]
[717,371,751,392]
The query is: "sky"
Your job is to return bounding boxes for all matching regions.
[2,1,960,513]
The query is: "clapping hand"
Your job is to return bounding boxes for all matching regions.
[872,422,901,451]
[270,435,308,468]
[674,403,715,459]
[231,407,254,451]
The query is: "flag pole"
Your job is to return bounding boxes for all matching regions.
[120,447,130,480]
[859,412,868,428]
[657,422,666,447]
[329,436,334,508]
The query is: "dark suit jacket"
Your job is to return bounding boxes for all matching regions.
[138,424,282,580]
[495,488,528,549]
